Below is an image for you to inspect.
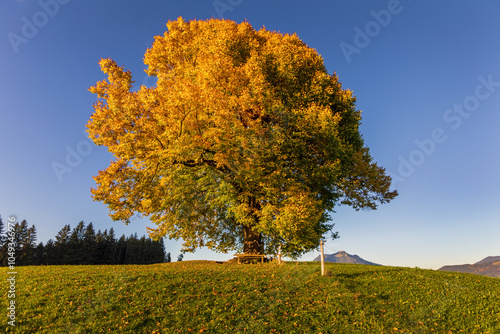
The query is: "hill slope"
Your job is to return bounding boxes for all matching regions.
[313,250,381,266]
[439,256,500,278]
[5,262,499,333]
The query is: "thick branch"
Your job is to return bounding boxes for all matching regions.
[172,151,231,175]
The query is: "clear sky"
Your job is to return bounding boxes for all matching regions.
[1,0,499,269]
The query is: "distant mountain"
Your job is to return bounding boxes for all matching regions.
[438,256,500,278]
[313,251,381,266]
[474,256,500,265]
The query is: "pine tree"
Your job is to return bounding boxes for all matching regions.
[140,236,149,264]
[0,215,5,247]
[55,224,71,264]
[95,229,106,264]
[14,221,27,265]
[44,239,55,265]
[107,228,117,264]
[33,242,45,265]
[83,222,97,264]
[158,238,167,263]
[115,235,127,264]
[22,223,37,265]
[125,234,139,264]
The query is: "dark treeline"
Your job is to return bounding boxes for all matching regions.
[0,216,171,266]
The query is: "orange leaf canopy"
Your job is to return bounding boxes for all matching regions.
[87,17,396,257]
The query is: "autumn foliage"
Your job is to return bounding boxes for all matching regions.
[87,17,397,258]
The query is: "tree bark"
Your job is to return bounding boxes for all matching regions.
[242,224,263,254]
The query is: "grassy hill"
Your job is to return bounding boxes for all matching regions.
[2,261,499,333]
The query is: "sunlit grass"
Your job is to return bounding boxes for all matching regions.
[1,261,499,333]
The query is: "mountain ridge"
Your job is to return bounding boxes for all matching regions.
[438,256,500,278]
[313,251,381,266]
[474,256,500,265]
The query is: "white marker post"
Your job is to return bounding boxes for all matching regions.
[320,239,325,276]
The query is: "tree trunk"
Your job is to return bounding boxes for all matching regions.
[243,225,263,254]
[242,196,264,254]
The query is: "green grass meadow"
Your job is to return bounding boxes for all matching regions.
[1,261,499,333]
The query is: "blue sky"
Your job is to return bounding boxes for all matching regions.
[1,0,499,269]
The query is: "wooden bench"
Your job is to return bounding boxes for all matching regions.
[234,254,267,264]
